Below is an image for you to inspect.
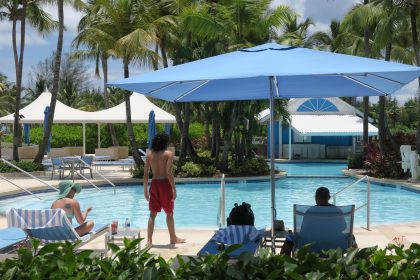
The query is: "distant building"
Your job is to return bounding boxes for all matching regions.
[257,98,378,159]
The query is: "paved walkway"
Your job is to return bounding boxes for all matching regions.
[0,168,419,260]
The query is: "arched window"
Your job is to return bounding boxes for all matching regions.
[297,98,339,112]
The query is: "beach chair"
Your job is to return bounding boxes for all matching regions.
[293,204,355,254]
[51,157,64,179]
[198,225,264,258]
[0,227,27,253]
[6,208,108,248]
[79,155,94,178]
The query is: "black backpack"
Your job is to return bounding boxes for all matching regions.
[227,202,255,226]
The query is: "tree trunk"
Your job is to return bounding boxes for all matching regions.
[123,60,142,166]
[221,102,238,172]
[362,0,370,151]
[101,55,119,146]
[12,1,27,161]
[160,35,169,68]
[411,1,420,151]
[180,103,191,159]
[378,43,392,153]
[34,0,63,163]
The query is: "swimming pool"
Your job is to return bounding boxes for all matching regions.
[1,177,419,229]
[275,162,348,176]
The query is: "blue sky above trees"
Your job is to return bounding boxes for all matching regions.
[0,0,417,103]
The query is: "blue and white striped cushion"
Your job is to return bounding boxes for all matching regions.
[212,225,260,245]
[6,208,81,243]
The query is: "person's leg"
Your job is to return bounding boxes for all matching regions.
[166,212,186,244]
[147,211,157,245]
[75,220,94,236]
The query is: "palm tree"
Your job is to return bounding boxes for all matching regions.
[310,20,351,53]
[34,0,65,163]
[0,0,57,160]
[73,0,120,146]
[275,13,318,48]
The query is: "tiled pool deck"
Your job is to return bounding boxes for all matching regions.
[0,167,419,259]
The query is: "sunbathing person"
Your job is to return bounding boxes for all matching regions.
[281,187,357,255]
[51,181,94,236]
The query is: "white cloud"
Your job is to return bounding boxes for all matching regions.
[0,22,48,48]
[41,3,83,36]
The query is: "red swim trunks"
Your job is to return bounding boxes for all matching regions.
[149,178,174,213]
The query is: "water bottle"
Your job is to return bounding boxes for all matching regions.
[124,218,131,232]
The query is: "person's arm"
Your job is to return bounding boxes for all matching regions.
[143,155,151,201]
[73,200,91,225]
[166,151,176,201]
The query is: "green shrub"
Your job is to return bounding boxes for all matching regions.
[0,161,44,173]
[229,157,269,176]
[130,165,145,179]
[1,238,419,279]
[348,153,364,169]
[180,161,202,177]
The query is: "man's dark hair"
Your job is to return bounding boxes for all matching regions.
[151,133,169,152]
[315,187,331,200]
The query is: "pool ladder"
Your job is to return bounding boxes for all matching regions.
[332,175,371,230]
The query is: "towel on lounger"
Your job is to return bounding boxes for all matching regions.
[212,225,260,245]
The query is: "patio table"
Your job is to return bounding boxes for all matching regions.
[62,156,82,181]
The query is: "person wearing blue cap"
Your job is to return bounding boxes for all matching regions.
[51,181,94,236]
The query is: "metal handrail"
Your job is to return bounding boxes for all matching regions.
[332,175,371,230]
[0,174,43,200]
[0,158,58,192]
[78,158,116,194]
[217,174,226,228]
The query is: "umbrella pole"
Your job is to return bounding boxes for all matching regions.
[269,76,276,239]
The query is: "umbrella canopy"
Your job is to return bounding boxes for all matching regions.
[108,43,420,235]
[23,124,30,145]
[109,43,419,101]
[43,106,51,153]
[147,110,156,149]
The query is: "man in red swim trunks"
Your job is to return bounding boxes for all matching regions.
[144,133,186,245]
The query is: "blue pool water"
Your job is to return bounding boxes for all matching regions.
[275,162,347,176]
[1,177,419,229]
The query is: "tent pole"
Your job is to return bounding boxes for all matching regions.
[269,76,276,238]
[98,123,101,148]
[83,123,86,155]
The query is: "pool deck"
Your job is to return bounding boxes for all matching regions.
[0,167,420,259]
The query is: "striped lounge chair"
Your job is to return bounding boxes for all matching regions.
[198,225,264,258]
[6,208,108,248]
[0,227,27,253]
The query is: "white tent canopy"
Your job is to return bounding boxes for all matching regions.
[88,93,176,123]
[0,90,176,154]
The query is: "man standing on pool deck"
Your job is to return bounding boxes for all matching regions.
[144,133,186,245]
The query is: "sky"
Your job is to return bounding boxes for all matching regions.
[0,0,418,103]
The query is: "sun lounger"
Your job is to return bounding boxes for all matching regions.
[198,225,264,257]
[6,208,108,248]
[293,204,355,253]
[0,227,27,253]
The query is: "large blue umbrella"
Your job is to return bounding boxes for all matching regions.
[23,124,30,145]
[43,106,51,153]
[109,43,420,234]
[147,110,156,149]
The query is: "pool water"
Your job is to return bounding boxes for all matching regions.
[275,162,347,176]
[1,177,419,229]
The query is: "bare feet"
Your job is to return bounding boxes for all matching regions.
[170,237,186,244]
